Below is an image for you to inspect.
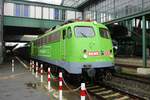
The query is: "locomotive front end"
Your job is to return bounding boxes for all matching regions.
[69,22,114,80]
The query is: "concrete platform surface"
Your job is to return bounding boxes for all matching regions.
[0,59,52,100]
[137,68,150,75]
[115,57,150,67]
[0,58,82,100]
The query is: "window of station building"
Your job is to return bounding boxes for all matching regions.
[54,8,59,20]
[35,6,42,19]
[43,7,49,19]
[15,4,21,16]
[65,10,75,20]
[29,6,35,18]
[24,5,29,17]
[76,12,82,20]
[49,8,54,20]
[67,27,72,39]
[99,29,110,39]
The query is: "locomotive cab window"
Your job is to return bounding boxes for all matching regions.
[99,29,110,39]
[75,26,95,38]
[67,27,72,39]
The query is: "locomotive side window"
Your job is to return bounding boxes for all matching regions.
[67,27,72,39]
[62,29,66,40]
[47,31,60,43]
[75,26,95,38]
[99,29,110,39]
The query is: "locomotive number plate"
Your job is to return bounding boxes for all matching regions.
[88,51,99,56]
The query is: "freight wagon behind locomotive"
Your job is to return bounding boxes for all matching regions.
[31,21,114,82]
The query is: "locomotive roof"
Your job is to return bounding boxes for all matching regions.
[32,21,107,41]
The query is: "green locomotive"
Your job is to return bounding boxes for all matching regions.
[31,21,114,80]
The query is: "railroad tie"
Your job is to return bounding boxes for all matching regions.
[86,84,92,87]
[96,90,113,95]
[89,88,106,92]
[114,96,129,100]
[102,93,120,99]
[86,86,100,90]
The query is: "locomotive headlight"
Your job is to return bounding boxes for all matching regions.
[83,54,88,59]
[109,54,113,58]
[83,49,88,59]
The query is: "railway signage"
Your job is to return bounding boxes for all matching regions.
[87,50,110,56]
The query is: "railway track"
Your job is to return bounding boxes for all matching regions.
[26,58,150,100]
[86,83,146,100]
[113,73,150,85]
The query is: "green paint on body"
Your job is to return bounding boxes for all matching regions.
[31,21,114,64]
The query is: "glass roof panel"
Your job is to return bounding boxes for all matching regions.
[62,0,88,7]
[27,0,62,5]
[27,0,88,8]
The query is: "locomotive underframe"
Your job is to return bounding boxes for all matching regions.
[32,55,114,74]
[31,56,114,84]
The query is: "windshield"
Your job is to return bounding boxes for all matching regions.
[99,29,110,39]
[75,26,95,38]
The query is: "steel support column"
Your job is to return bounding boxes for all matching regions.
[113,0,116,19]
[142,15,147,67]
[129,19,132,32]
[0,0,4,64]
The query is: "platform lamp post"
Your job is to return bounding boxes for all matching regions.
[142,15,147,68]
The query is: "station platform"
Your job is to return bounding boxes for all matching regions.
[115,57,150,76]
[115,57,150,67]
[0,57,81,100]
[0,58,51,100]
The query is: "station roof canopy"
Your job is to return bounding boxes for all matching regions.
[27,0,88,8]
[62,0,88,8]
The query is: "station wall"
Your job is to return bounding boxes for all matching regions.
[83,0,150,23]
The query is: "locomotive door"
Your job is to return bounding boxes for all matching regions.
[61,29,66,60]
